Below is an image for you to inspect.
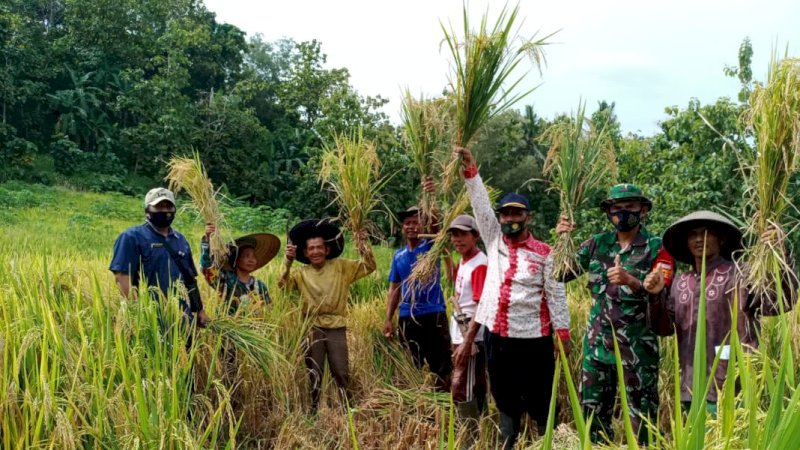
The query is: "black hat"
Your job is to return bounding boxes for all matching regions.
[396,206,421,222]
[662,210,743,265]
[288,219,345,265]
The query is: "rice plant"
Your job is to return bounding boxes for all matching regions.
[400,91,452,230]
[742,55,800,299]
[440,2,553,191]
[319,128,391,238]
[166,151,232,268]
[2,175,800,449]
[543,100,618,279]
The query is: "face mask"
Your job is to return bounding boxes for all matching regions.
[501,220,526,236]
[147,211,175,228]
[608,209,641,232]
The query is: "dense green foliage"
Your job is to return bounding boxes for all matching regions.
[0,0,403,221]
[2,1,798,251]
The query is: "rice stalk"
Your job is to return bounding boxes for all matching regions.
[165,151,231,268]
[408,189,472,290]
[741,55,800,299]
[400,91,452,230]
[319,128,390,238]
[542,100,617,279]
[439,3,553,192]
[207,317,286,377]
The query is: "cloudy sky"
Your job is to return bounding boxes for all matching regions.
[204,0,800,135]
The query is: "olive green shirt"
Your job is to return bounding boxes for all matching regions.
[283,251,376,329]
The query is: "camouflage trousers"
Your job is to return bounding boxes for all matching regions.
[580,352,659,444]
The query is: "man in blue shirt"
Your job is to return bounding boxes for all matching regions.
[384,206,452,391]
[109,187,210,327]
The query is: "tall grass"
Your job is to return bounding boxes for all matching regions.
[543,100,617,279]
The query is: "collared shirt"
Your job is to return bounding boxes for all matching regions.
[109,222,196,296]
[570,227,674,365]
[388,239,447,318]
[283,249,376,329]
[464,171,570,339]
[199,239,270,313]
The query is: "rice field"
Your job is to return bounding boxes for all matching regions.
[1,181,799,449]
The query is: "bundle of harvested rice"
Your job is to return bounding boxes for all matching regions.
[543,100,617,279]
[165,152,231,268]
[319,128,390,237]
[208,317,286,376]
[400,91,452,230]
[742,56,800,298]
[408,184,499,291]
[439,3,553,192]
[408,189,472,289]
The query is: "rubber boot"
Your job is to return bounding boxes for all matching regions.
[457,400,480,420]
[499,411,520,450]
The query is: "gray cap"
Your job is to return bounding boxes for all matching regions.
[447,215,478,233]
[144,188,176,208]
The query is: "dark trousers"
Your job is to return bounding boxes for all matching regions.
[486,332,557,449]
[305,326,349,412]
[399,311,453,391]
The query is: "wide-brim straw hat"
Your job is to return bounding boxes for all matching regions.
[288,218,345,265]
[224,233,281,272]
[662,210,743,265]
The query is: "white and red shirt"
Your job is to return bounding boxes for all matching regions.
[450,250,488,344]
[464,168,571,341]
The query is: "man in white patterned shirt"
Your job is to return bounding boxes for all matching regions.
[453,146,571,449]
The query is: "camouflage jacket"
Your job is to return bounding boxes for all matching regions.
[567,227,674,365]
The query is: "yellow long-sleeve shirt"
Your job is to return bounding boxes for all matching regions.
[282,249,376,329]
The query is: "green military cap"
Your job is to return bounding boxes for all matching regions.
[599,183,653,210]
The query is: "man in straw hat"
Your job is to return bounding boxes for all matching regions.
[201,223,279,313]
[445,214,488,421]
[644,210,797,416]
[384,205,453,392]
[453,147,570,449]
[279,219,375,413]
[556,183,675,444]
[110,187,210,327]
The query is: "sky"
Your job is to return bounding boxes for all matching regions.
[204,0,800,136]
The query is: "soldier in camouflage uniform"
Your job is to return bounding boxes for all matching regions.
[557,184,674,444]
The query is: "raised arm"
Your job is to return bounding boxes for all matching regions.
[453,146,500,242]
[278,242,298,290]
[350,229,377,282]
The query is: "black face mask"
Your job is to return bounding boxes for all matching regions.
[608,209,641,232]
[501,220,526,236]
[147,211,175,228]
